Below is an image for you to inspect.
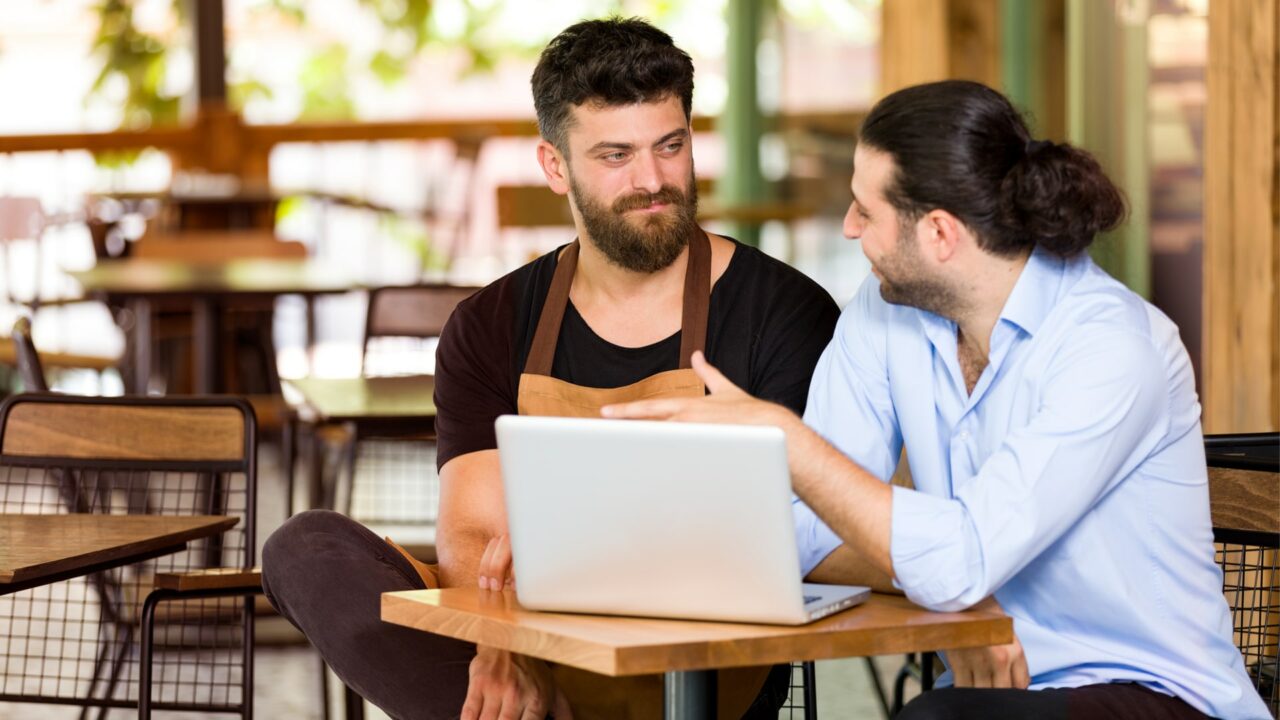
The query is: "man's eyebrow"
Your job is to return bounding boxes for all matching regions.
[652,128,689,146]
[585,128,689,155]
[586,141,635,154]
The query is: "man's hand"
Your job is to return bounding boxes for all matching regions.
[478,534,514,592]
[602,351,792,427]
[462,646,573,720]
[948,597,1030,689]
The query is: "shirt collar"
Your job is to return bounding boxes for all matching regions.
[996,245,1066,337]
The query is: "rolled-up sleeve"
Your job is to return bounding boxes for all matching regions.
[888,327,1170,611]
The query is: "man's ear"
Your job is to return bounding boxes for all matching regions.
[922,209,964,263]
[536,140,570,196]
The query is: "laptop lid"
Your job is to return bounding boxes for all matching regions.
[496,415,826,624]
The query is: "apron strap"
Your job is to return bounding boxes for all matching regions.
[524,242,578,377]
[523,230,713,376]
[677,229,711,369]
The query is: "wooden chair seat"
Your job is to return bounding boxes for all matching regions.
[0,337,119,373]
[153,567,262,592]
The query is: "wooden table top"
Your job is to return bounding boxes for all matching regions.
[283,375,436,423]
[382,588,1012,677]
[70,258,363,297]
[0,514,238,591]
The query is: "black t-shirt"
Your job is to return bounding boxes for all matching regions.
[433,239,840,469]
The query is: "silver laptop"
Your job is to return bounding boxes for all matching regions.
[495,415,870,625]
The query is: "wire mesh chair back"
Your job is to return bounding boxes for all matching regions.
[360,284,479,376]
[0,394,257,717]
[1207,433,1280,717]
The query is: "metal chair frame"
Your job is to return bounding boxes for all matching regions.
[0,393,259,719]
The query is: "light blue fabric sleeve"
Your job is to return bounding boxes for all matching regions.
[890,325,1171,611]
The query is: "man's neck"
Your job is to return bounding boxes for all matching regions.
[567,231,690,348]
[953,250,1032,360]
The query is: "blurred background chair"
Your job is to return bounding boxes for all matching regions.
[285,283,478,523]
[0,316,117,396]
[0,394,261,718]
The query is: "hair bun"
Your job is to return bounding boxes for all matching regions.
[999,143,1127,257]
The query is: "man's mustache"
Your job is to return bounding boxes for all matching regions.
[611,185,687,213]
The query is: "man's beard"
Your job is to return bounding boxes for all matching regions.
[875,223,963,318]
[569,172,699,274]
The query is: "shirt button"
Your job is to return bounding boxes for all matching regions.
[956,431,970,441]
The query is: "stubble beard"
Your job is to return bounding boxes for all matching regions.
[876,223,965,319]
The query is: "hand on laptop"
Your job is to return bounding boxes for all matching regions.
[947,597,1029,689]
[478,534,515,591]
[463,646,573,720]
[602,351,792,429]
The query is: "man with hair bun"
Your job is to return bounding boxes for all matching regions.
[608,80,1269,719]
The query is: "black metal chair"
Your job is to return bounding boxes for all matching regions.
[1207,432,1280,717]
[0,393,261,718]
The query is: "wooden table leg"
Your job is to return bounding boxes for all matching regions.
[131,298,151,395]
[665,669,716,720]
[193,297,218,394]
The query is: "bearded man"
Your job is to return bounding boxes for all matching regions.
[261,17,839,720]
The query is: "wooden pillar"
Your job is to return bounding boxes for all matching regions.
[880,0,1001,97]
[190,0,227,103]
[1203,0,1279,434]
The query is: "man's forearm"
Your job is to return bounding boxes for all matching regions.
[436,523,492,588]
[806,544,899,593]
[780,413,895,578]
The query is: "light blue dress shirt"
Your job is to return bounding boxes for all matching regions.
[794,247,1269,719]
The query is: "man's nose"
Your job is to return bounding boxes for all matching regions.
[630,152,665,194]
[843,204,864,239]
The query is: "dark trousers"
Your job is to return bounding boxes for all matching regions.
[898,682,1215,720]
[262,510,788,720]
[262,510,473,720]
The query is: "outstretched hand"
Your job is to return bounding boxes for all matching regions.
[601,351,794,428]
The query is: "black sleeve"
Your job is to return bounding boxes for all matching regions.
[433,285,517,470]
[748,274,840,416]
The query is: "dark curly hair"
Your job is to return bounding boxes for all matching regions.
[859,80,1126,258]
[531,17,694,154]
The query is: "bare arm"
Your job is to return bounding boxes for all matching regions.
[436,449,505,588]
[438,449,572,717]
[805,544,898,594]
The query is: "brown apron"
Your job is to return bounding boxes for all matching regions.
[393,231,770,718]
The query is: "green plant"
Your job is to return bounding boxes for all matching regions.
[87,0,184,129]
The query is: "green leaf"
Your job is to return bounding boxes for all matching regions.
[298,43,356,121]
[369,49,409,86]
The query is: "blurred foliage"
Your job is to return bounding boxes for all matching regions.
[87,0,183,129]
[298,44,357,120]
[381,213,447,272]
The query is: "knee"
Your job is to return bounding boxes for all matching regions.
[261,510,370,606]
[263,510,356,571]
[897,688,965,720]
